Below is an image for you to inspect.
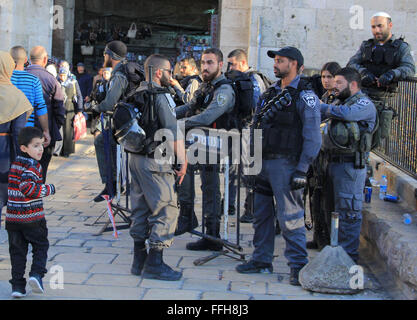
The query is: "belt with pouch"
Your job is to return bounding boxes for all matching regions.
[263,153,298,162]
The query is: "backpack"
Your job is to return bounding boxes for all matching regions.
[119,61,145,101]
[247,70,274,89]
[300,74,325,98]
[221,70,254,129]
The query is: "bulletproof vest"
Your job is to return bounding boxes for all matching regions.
[179,75,202,90]
[321,92,368,154]
[260,79,311,158]
[192,79,237,130]
[362,38,403,78]
[131,87,170,155]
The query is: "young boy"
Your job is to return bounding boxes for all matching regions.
[6,127,55,298]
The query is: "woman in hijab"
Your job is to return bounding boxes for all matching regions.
[56,66,83,157]
[0,51,33,214]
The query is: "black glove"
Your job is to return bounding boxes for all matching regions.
[378,70,395,86]
[361,70,377,87]
[290,170,307,190]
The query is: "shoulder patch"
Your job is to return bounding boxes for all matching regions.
[357,98,371,106]
[216,93,227,107]
[302,92,318,109]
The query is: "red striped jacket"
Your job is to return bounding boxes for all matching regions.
[6,156,55,230]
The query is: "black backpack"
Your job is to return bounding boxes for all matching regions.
[119,61,145,101]
[221,70,254,129]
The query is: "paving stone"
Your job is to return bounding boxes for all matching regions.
[251,294,286,300]
[52,253,116,264]
[230,281,267,295]
[43,272,89,285]
[268,283,311,296]
[83,240,113,248]
[222,270,276,282]
[39,284,144,299]
[182,268,222,280]
[140,279,183,289]
[90,247,132,255]
[89,263,131,275]
[46,262,94,273]
[179,257,241,270]
[55,239,85,247]
[86,274,140,287]
[142,288,200,300]
[201,291,251,300]
[183,279,229,291]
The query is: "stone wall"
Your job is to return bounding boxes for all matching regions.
[219,0,417,79]
[0,0,53,55]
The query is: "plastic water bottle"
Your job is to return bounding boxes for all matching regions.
[369,177,379,187]
[379,175,387,200]
[403,214,412,225]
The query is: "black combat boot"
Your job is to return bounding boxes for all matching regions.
[130,241,147,276]
[174,204,199,236]
[142,248,182,281]
[186,223,222,251]
[289,267,303,286]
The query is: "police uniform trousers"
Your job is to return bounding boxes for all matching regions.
[252,157,308,269]
[328,161,366,263]
[177,163,221,235]
[129,154,178,249]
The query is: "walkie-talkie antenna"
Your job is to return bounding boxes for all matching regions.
[148,65,155,121]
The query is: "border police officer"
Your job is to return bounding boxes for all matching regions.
[320,67,376,263]
[236,47,322,286]
[347,12,415,102]
[175,48,235,251]
[128,54,187,281]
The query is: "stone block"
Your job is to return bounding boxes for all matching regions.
[140,279,183,289]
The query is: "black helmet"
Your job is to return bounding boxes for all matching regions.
[112,102,146,153]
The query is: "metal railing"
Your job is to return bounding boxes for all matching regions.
[374,77,417,179]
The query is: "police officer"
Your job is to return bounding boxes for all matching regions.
[226,49,270,223]
[347,12,415,102]
[175,48,235,251]
[128,54,187,280]
[320,67,376,263]
[91,41,128,202]
[235,47,322,286]
[169,57,202,104]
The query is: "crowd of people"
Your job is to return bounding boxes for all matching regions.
[0,11,415,298]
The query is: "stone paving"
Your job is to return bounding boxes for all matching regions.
[0,136,392,300]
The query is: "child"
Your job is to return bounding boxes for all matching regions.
[6,127,55,298]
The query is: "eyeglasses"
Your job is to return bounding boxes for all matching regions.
[160,68,173,76]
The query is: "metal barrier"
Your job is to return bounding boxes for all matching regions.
[374,77,417,179]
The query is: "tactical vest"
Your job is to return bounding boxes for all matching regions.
[192,80,236,130]
[322,92,369,155]
[132,87,171,155]
[260,79,311,159]
[362,38,403,79]
[180,75,202,90]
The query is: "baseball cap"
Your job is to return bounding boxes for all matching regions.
[267,46,304,67]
